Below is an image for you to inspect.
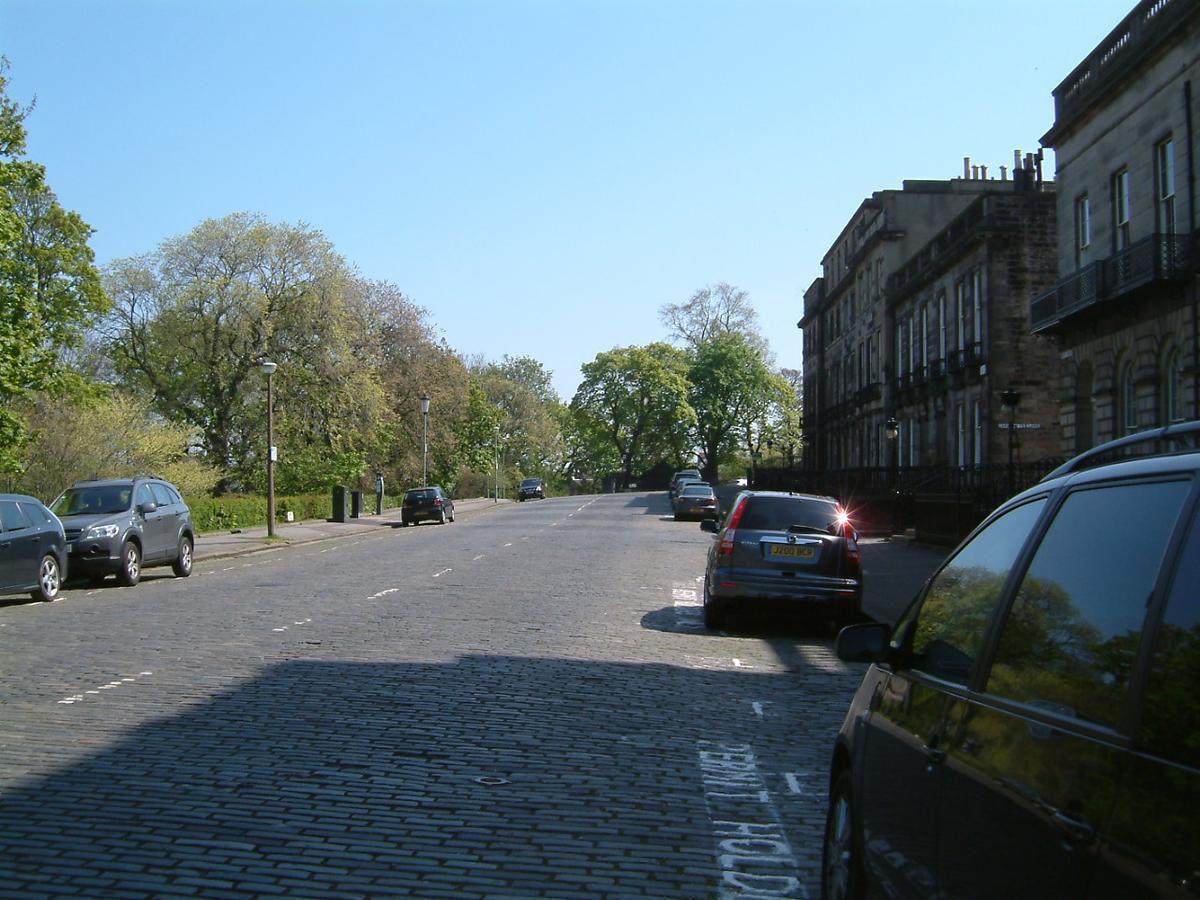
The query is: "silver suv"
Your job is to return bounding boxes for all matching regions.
[51,476,195,586]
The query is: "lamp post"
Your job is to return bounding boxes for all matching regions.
[420,394,431,486]
[885,415,899,535]
[494,425,500,503]
[260,359,278,538]
[1000,389,1021,495]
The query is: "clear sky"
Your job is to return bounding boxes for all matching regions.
[3,0,1134,400]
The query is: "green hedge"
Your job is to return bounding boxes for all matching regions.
[188,493,394,534]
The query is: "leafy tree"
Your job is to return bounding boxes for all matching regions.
[659,282,765,353]
[570,343,695,488]
[471,355,564,479]
[11,390,220,501]
[687,332,778,482]
[0,60,108,474]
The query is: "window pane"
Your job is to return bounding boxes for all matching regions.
[905,498,1047,684]
[989,480,1192,728]
[0,500,33,531]
[740,497,838,532]
[1141,507,1200,768]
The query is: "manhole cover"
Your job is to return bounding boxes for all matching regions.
[474,776,511,786]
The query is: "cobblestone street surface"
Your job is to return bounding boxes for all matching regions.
[0,493,942,898]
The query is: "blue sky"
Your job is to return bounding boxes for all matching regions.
[4,0,1134,400]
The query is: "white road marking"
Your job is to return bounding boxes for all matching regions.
[783,772,809,796]
[751,701,770,718]
[503,542,513,548]
[368,588,400,599]
[57,672,153,705]
[732,658,750,668]
[433,568,452,578]
[673,588,699,604]
[472,555,485,561]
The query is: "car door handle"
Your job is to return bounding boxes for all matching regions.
[1052,811,1095,846]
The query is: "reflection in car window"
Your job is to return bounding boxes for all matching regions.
[54,487,133,516]
[150,483,176,506]
[0,500,33,531]
[989,480,1191,728]
[739,497,837,531]
[1142,505,1200,769]
[905,498,1047,685]
[135,484,155,507]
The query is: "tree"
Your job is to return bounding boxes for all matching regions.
[101,213,390,492]
[471,355,565,480]
[570,343,695,488]
[0,60,108,474]
[687,332,778,482]
[659,282,765,353]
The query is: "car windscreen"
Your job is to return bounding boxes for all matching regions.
[51,486,133,516]
[520,479,541,488]
[739,497,838,532]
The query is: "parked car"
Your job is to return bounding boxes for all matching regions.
[517,478,546,501]
[700,490,861,630]
[669,469,702,498]
[672,483,718,520]
[821,420,1200,900]
[51,476,194,587]
[0,493,68,602]
[401,486,454,525]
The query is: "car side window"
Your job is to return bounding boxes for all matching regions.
[900,497,1047,685]
[150,483,176,507]
[987,479,1192,729]
[0,500,33,531]
[1136,504,1200,768]
[135,484,155,508]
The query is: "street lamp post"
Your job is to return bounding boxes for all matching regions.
[494,425,500,503]
[885,415,899,535]
[260,359,278,538]
[1000,389,1022,495]
[420,395,431,486]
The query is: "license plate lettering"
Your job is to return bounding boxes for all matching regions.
[768,544,815,559]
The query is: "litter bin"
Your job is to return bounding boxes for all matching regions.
[350,489,364,519]
[332,485,349,523]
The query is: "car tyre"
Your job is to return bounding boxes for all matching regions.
[117,540,141,587]
[31,554,62,602]
[702,582,731,631]
[822,770,866,900]
[438,509,447,525]
[172,535,193,577]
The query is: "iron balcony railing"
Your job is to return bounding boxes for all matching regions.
[1031,233,1191,333]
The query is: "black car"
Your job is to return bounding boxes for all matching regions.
[0,494,67,602]
[51,476,194,587]
[700,490,861,630]
[672,483,718,520]
[822,421,1200,900]
[401,486,454,525]
[517,478,545,501]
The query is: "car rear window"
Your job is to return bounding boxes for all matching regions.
[680,486,714,497]
[405,490,435,501]
[739,496,838,531]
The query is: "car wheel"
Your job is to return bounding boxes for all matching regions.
[439,509,447,525]
[822,770,866,900]
[519,497,525,502]
[702,581,729,630]
[117,540,141,587]
[172,535,193,577]
[449,510,455,522]
[31,554,62,602]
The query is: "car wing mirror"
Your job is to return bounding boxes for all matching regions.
[138,500,158,515]
[835,622,891,663]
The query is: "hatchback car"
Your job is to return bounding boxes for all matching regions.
[517,478,545,501]
[52,476,194,586]
[672,483,718,520]
[822,421,1200,900]
[401,486,454,525]
[700,490,861,630]
[0,493,67,602]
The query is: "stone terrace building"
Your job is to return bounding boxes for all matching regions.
[1033,0,1199,450]
[800,166,1060,474]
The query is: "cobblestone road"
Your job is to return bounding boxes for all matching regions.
[0,492,943,898]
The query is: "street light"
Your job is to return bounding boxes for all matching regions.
[420,395,431,486]
[1000,389,1022,494]
[494,425,500,503]
[885,416,899,535]
[260,359,278,538]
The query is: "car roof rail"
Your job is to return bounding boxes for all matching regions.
[1041,419,1200,482]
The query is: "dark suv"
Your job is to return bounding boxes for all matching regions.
[700,490,861,630]
[822,421,1200,899]
[401,486,454,525]
[51,476,194,586]
[518,478,545,501]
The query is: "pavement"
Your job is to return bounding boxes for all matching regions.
[194,497,512,561]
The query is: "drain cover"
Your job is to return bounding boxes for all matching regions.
[474,776,511,786]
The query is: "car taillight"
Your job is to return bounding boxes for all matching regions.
[434,498,443,507]
[845,536,860,565]
[718,498,748,558]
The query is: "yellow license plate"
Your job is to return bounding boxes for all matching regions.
[768,544,815,559]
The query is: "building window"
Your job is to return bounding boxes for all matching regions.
[1164,349,1184,424]
[955,280,968,351]
[1121,360,1137,435]
[907,316,915,375]
[971,269,983,347]
[956,405,967,467]
[1157,138,1176,235]
[1074,194,1091,269]
[972,399,982,466]
[1112,167,1131,251]
[875,259,884,299]
[920,304,929,370]
[937,290,947,360]
[895,323,903,377]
